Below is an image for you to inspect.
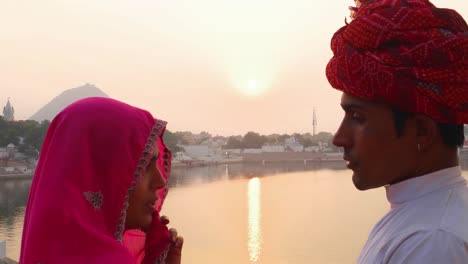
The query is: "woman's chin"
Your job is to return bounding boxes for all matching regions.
[140,215,153,232]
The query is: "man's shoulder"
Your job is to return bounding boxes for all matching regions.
[391,225,467,243]
[393,184,468,238]
[440,184,468,239]
[359,225,468,263]
[381,228,468,263]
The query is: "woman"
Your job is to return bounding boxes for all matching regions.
[20,97,183,264]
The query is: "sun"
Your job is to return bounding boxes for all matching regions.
[242,79,263,96]
[247,80,258,94]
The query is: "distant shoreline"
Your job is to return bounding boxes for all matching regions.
[172,158,346,169]
[0,174,33,180]
[1,156,466,178]
[0,160,345,179]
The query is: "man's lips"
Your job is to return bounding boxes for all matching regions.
[343,155,357,169]
[347,161,356,169]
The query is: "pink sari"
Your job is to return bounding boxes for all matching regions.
[20,97,172,264]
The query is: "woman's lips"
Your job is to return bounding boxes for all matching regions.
[145,201,156,212]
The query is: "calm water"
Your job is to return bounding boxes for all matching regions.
[1,162,468,263]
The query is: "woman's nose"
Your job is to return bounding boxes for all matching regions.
[152,166,166,190]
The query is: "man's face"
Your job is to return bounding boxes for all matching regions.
[333,93,415,190]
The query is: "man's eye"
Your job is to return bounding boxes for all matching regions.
[352,112,365,123]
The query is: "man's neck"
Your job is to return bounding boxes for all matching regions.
[390,150,459,185]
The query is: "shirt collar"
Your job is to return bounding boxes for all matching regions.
[385,166,466,207]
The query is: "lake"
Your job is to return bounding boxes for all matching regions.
[1,161,468,263]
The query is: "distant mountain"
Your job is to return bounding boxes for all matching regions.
[29,84,109,122]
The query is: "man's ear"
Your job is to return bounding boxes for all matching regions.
[411,115,438,152]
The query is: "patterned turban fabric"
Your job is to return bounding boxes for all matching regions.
[326,0,468,124]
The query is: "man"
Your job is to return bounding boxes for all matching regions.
[326,0,468,263]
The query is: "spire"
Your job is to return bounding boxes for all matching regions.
[313,107,317,136]
[3,98,15,121]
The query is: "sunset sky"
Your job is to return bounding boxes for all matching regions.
[1,0,467,135]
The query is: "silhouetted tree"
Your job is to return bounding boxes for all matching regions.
[243,132,267,148]
[225,136,243,149]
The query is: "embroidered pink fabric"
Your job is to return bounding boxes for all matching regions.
[20,97,172,264]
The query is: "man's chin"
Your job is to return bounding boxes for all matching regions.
[352,173,370,191]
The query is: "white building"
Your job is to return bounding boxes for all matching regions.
[201,138,226,149]
[284,137,304,152]
[305,146,320,152]
[0,143,16,159]
[182,145,213,158]
[284,137,298,145]
[243,149,262,154]
[224,149,242,155]
[173,152,193,162]
[0,150,7,159]
[262,145,285,153]
[181,145,227,162]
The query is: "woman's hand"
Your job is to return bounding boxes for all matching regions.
[166,228,183,264]
[160,216,183,264]
[160,215,170,225]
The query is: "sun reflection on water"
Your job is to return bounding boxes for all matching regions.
[247,177,262,263]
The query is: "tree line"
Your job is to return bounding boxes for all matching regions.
[1,115,340,158]
[0,116,50,158]
[223,131,335,149]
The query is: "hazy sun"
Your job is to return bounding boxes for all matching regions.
[242,79,263,96]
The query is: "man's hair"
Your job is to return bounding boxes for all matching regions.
[392,109,465,148]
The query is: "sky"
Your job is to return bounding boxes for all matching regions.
[1,0,467,136]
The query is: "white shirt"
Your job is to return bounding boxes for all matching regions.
[358,166,468,264]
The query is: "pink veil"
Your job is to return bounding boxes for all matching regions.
[20,97,172,264]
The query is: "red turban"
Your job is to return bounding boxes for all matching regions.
[326,0,468,124]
